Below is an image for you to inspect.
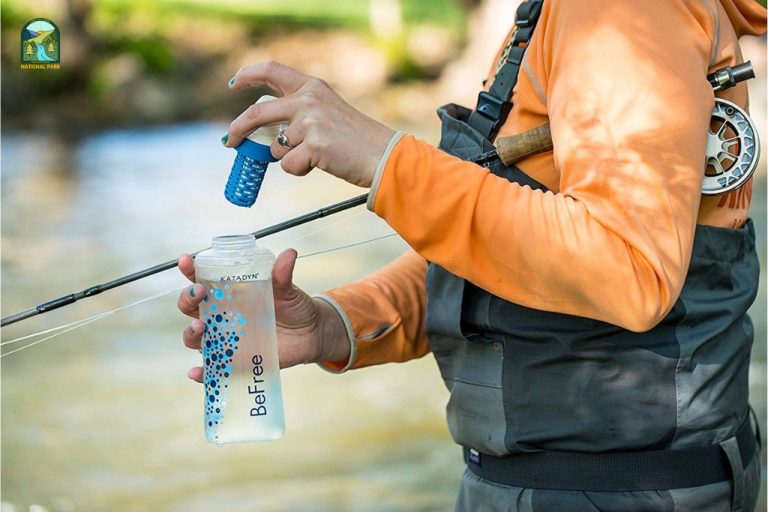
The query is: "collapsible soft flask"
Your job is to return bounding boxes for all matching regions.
[224,95,280,207]
[195,235,286,444]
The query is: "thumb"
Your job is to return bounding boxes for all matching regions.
[272,248,299,300]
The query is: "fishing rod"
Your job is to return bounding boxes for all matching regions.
[1,123,556,328]
[1,194,369,327]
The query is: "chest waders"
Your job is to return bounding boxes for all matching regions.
[429,1,762,510]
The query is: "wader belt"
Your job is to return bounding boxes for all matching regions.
[462,414,757,492]
[467,0,543,141]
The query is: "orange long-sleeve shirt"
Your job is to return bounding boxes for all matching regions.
[320,0,767,372]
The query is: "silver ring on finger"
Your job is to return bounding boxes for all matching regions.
[277,129,294,149]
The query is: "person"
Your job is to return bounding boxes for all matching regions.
[178,0,767,509]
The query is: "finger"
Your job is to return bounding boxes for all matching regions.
[272,248,299,298]
[178,283,206,318]
[279,144,315,177]
[183,319,205,350]
[226,96,296,148]
[270,124,304,161]
[229,61,311,95]
[178,254,196,282]
[187,366,203,383]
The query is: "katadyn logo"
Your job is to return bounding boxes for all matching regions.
[21,18,60,69]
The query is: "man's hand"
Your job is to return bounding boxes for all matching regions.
[177,249,351,383]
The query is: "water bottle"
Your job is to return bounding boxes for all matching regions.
[224,95,280,207]
[194,235,285,444]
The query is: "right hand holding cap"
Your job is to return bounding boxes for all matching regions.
[224,61,395,189]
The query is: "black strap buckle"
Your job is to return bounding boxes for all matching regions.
[474,91,511,132]
[515,0,543,28]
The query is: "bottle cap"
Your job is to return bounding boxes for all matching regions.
[246,96,282,146]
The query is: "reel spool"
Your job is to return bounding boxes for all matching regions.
[702,99,760,195]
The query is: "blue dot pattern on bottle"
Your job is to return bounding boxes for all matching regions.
[202,284,249,441]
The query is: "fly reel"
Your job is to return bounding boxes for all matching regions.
[702,61,760,195]
[703,98,760,195]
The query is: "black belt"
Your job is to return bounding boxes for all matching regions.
[463,416,757,492]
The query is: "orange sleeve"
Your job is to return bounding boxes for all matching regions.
[319,250,430,370]
[368,0,717,332]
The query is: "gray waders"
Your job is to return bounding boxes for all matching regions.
[428,104,762,512]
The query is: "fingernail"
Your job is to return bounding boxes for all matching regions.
[220,134,229,146]
[188,286,196,298]
[228,77,236,88]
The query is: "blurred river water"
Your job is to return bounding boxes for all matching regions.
[1,115,766,510]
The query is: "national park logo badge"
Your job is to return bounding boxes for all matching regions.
[21,18,60,69]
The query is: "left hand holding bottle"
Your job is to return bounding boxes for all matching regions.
[177,249,352,382]
[224,61,396,188]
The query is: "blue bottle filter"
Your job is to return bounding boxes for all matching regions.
[194,235,285,444]
[224,95,281,207]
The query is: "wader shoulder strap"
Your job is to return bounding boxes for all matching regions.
[467,0,543,142]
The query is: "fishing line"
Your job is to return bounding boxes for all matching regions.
[0,287,186,357]
[0,231,399,358]
[297,233,398,259]
[1,318,106,358]
[280,209,366,247]
[0,286,189,348]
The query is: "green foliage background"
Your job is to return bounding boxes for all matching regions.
[1,0,469,132]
